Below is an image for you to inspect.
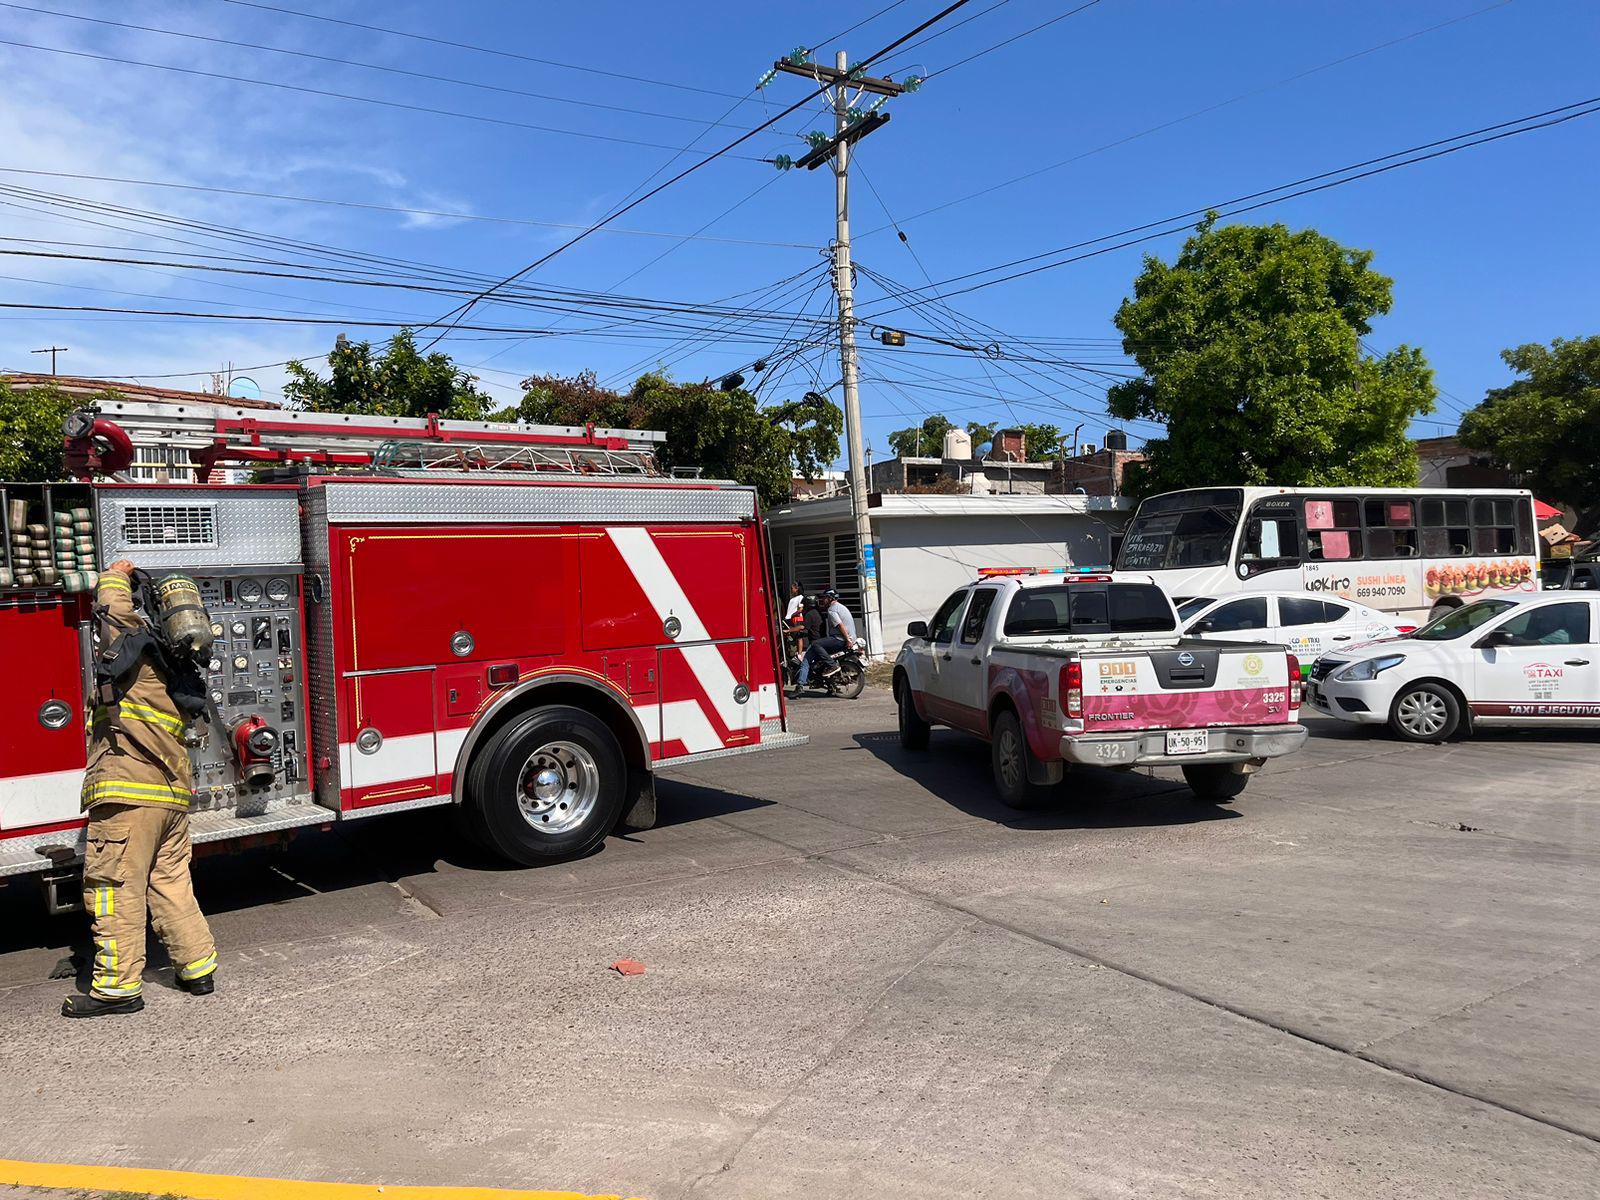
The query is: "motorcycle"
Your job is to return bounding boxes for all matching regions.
[788,643,867,700]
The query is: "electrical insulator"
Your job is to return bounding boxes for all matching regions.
[757,68,778,89]
[805,130,830,149]
[773,155,794,171]
[785,47,810,65]
[903,75,924,93]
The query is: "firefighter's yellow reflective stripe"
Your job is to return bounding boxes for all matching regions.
[94,886,114,917]
[91,979,142,998]
[179,951,218,980]
[87,779,193,798]
[90,938,139,996]
[117,700,186,733]
[84,782,193,808]
[97,575,132,592]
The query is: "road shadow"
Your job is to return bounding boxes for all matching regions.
[650,781,774,829]
[0,782,781,960]
[851,729,1240,830]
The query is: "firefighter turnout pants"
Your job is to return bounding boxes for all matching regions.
[82,803,217,1000]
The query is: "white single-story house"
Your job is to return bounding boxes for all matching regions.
[765,492,1130,654]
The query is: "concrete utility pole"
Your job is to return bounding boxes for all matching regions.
[828,51,885,658]
[31,346,67,375]
[770,50,908,656]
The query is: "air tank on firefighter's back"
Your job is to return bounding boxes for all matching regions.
[155,574,215,657]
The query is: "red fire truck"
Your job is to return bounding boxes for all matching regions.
[0,400,802,908]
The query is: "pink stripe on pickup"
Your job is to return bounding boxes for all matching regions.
[1082,686,1293,732]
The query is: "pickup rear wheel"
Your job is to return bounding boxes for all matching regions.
[898,683,930,750]
[991,710,1047,809]
[466,705,626,865]
[1183,763,1248,803]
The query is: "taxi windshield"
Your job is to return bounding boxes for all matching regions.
[1410,599,1516,641]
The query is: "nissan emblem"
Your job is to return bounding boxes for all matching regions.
[1177,651,1195,667]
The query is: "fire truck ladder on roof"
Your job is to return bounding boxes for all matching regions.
[72,398,667,478]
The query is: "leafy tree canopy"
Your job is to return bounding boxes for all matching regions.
[0,380,118,481]
[1459,335,1600,534]
[1108,216,1434,497]
[284,330,492,419]
[885,415,1064,460]
[505,370,842,509]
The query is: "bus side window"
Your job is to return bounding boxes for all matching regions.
[1305,498,1363,561]
[1363,498,1417,559]
[1241,512,1299,565]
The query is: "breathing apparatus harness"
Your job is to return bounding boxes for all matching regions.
[91,570,210,776]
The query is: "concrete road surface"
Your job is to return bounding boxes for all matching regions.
[1,690,1596,1199]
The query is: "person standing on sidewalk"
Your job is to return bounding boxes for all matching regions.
[63,559,218,1018]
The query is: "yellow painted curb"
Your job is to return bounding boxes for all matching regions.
[0,1158,642,1200]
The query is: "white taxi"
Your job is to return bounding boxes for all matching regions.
[1179,591,1413,674]
[1308,594,1600,741]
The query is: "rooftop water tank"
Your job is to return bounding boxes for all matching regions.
[943,428,973,460]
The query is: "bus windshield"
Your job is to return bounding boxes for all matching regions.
[1117,492,1242,571]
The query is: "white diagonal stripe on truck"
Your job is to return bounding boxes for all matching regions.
[606,526,756,734]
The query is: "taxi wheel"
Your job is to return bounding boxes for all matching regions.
[1389,682,1461,742]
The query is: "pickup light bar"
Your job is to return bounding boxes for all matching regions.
[976,567,1113,581]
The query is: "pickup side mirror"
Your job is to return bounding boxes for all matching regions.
[1474,629,1513,650]
[906,620,929,639]
[1190,618,1214,634]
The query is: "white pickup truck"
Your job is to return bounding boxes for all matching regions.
[893,570,1308,806]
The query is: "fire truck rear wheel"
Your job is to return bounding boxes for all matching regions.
[468,705,627,865]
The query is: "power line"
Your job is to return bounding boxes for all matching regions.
[419,0,979,348]
[868,95,1600,305]
[0,2,761,133]
[0,166,811,247]
[209,0,757,104]
[0,37,767,160]
[924,0,1106,79]
[809,1,917,54]
[860,0,1516,237]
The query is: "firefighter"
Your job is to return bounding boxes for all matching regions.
[62,559,218,1018]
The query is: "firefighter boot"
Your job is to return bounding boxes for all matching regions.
[62,992,145,1018]
[176,971,215,996]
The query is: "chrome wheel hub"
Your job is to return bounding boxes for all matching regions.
[516,740,600,835]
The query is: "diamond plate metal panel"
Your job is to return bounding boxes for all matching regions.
[97,487,301,568]
[0,800,333,876]
[300,487,344,811]
[320,480,757,525]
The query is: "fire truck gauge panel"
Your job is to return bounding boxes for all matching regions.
[266,577,291,603]
[237,579,264,604]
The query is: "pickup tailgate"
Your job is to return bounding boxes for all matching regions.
[1079,642,1294,732]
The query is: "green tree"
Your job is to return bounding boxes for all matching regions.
[284,330,492,419]
[0,379,117,481]
[1459,335,1600,534]
[1108,216,1434,496]
[887,413,955,458]
[510,370,842,508]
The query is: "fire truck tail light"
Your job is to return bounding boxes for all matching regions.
[1287,655,1302,707]
[1060,661,1083,719]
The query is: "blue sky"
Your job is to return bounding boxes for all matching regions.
[0,0,1596,463]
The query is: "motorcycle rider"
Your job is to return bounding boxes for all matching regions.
[799,588,859,692]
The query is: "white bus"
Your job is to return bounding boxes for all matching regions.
[1115,486,1539,623]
